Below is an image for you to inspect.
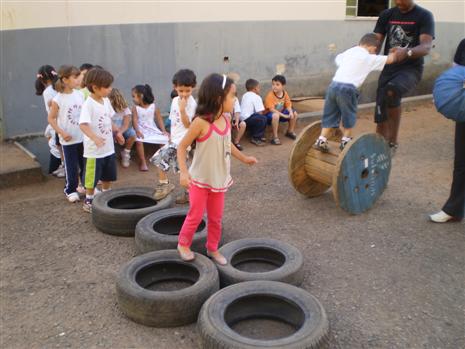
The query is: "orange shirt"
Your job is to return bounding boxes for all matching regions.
[264,90,292,113]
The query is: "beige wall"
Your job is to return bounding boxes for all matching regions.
[1,0,463,31]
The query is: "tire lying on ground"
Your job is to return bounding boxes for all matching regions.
[198,280,329,349]
[92,187,173,237]
[116,250,219,327]
[216,238,304,287]
[135,207,208,254]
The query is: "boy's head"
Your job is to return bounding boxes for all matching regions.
[271,75,286,94]
[359,33,380,54]
[172,69,196,100]
[245,79,260,93]
[79,63,94,88]
[85,68,113,97]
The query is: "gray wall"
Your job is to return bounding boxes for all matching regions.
[2,20,464,139]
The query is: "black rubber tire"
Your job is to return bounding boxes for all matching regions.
[217,238,304,287]
[116,250,219,327]
[92,187,174,237]
[198,280,329,349]
[135,207,208,255]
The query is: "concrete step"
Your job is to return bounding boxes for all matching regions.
[0,141,44,189]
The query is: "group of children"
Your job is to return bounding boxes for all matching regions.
[35,31,400,263]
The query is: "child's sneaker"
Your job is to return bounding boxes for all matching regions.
[83,198,93,213]
[121,150,131,168]
[314,137,329,152]
[153,182,175,200]
[53,165,65,178]
[66,192,80,203]
[389,142,399,158]
[340,137,353,151]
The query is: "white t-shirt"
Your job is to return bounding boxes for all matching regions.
[44,125,61,159]
[333,46,388,88]
[43,85,57,114]
[113,107,131,125]
[240,91,265,120]
[52,90,84,145]
[233,97,241,115]
[169,95,197,145]
[79,96,116,158]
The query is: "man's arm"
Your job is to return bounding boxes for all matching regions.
[395,34,433,62]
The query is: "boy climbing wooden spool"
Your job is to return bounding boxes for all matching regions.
[288,121,391,214]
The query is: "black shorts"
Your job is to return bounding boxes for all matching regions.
[83,153,117,189]
[374,66,423,123]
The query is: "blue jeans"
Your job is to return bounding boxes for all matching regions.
[62,142,84,195]
[322,81,359,129]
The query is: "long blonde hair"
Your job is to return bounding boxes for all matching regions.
[109,88,128,112]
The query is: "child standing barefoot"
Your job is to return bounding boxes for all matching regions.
[131,84,169,171]
[177,74,258,265]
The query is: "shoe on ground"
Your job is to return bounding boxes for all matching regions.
[314,138,329,152]
[250,138,265,146]
[83,198,93,213]
[207,250,228,265]
[66,192,80,203]
[389,142,398,158]
[121,150,131,168]
[177,244,195,261]
[153,182,175,201]
[270,138,281,145]
[285,131,297,140]
[53,165,66,178]
[340,137,353,151]
[429,211,461,223]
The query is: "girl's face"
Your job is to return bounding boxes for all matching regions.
[222,83,236,114]
[132,91,143,106]
[63,74,81,89]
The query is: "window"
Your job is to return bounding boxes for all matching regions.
[346,0,394,17]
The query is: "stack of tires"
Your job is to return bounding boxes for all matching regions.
[92,187,330,348]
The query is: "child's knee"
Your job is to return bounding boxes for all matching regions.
[272,112,280,120]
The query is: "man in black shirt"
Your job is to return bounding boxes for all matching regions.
[373,0,435,153]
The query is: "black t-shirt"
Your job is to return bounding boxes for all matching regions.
[374,5,435,70]
[454,39,465,66]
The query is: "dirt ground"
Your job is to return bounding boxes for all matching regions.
[1,102,464,349]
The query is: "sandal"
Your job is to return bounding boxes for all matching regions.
[207,250,227,265]
[177,244,195,261]
[270,138,281,145]
[285,131,297,140]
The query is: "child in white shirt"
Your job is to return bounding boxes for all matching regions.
[315,33,397,152]
[240,79,267,146]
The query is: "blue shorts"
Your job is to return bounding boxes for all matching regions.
[113,119,136,139]
[265,109,296,125]
[84,153,117,189]
[321,81,359,129]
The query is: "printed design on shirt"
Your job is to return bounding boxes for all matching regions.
[275,101,285,112]
[388,24,415,49]
[98,113,112,136]
[67,104,82,125]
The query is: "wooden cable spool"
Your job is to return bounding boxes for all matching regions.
[288,121,392,214]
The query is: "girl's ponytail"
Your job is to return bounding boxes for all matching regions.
[144,84,155,104]
[35,65,58,95]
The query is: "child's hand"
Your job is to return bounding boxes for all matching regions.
[136,130,144,139]
[180,171,191,189]
[178,96,187,111]
[94,136,106,148]
[115,132,125,145]
[243,156,258,165]
[61,132,72,142]
[280,113,291,119]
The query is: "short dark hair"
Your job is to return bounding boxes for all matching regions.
[173,69,197,87]
[359,33,380,48]
[245,79,259,91]
[80,63,94,71]
[85,68,114,93]
[272,75,286,85]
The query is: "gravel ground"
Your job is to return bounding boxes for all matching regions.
[1,102,464,349]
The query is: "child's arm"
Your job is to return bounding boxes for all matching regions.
[233,112,241,129]
[177,118,205,188]
[231,144,257,165]
[179,97,191,129]
[132,106,143,139]
[80,123,105,148]
[111,122,124,145]
[120,113,131,133]
[48,101,72,142]
[386,50,398,65]
[154,107,168,135]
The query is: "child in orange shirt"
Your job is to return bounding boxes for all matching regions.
[264,75,298,145]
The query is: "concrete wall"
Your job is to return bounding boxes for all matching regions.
[1,1,464,138]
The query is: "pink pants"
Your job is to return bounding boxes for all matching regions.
[178,185,225,252]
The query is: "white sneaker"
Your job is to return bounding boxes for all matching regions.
[121,150,131,168]
[67,192,80,203]
[429,211,454,223]
[53,165,66,178]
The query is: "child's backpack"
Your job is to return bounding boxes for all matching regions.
[433,65,465,123]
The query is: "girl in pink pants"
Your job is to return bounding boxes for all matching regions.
[177,73,258,265]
